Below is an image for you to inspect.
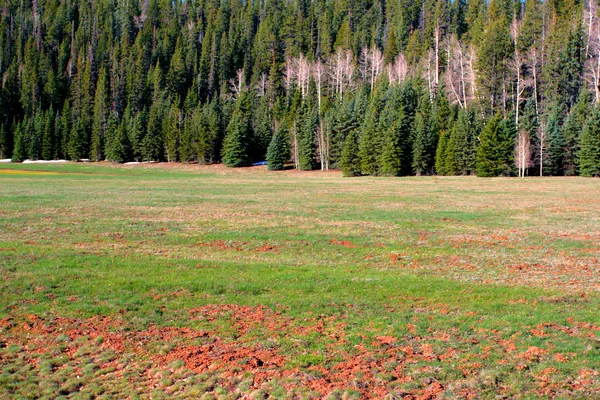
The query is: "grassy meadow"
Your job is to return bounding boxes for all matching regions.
[0,162,599,399]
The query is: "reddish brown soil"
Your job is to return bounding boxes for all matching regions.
[1,305,598,398]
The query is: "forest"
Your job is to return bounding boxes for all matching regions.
[1,0,600,177]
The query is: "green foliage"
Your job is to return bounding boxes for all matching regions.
[579,108,600,177]
[222,92,253,167]
[295,101,318,171]
[266,125,291,171]
[0,0,598,176]
[340,128,361,177]
[476,115,516,177]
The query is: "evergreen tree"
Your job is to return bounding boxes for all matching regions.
[91,68,109,162]
[436,129,450,175]
[164,103,181,162]
[579,108,600,177]
[222,92,253,167]
[340,128,361,177]
[545,109,564,176]
[252,96,273,161]
[476,114,504,177]
[412,108,435,175]
[381,113,409,176]
[358,87,386,175]
[266,124,291,170]
[41,110,54,160]
[12,123,27,162]
[297,102,318,170]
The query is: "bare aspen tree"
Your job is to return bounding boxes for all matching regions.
[229,68,245,98]
[467,47,478,105]
[386,53,408,86]
[313,59,329,170]
[510,17,532,129]
[445,36,474,108]
[328,49,355,101]
[585,4,600,103]
[256,73,268,97]
[538,119,546,176]
[342,50,355,96]
[422,49,436,98]
[585,0,598,58]
[295,53,311,98]
[313,59,326,111]
[515,130,532,177]
[359,45,384,92]
[529,46,540,113]
[283,56,296,96]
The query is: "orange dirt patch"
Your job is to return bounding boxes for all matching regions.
[329,239,357,248]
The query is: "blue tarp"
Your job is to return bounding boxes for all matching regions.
[251,161,268,166]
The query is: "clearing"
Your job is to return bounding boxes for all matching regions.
[0,162,599,399]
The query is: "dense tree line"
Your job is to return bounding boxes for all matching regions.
[1,0,600,176]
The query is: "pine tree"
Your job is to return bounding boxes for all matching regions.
[164,103,181,162]
[545,109,564,176]
[143,99,165,161]
[297,102,317,170]
[12,123,27,162]
[267,124,291,170]
[447,108,479,175]
[107,119,132,163]
[91,68,109,162]
[358,88,386,175]
[579,108,600,177]
[41,110,54,160]
[476,114,501,177]
[129,112,145,161]
[381,113,408,176]
[252,96,273,161]
[412,110,434,175]
[0,124,8,159]
[435,130,449,175]
[222,92,253,167]
[340,128,361,177]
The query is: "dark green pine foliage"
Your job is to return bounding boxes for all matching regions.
[340,128,361,177]
[252,97,273,161]
[267,124,291,170]
[329,94,364,169]
[380,88,410,176]
[545,108,565,176]
[11,123,27,162]
[359,87,386,175]
[0,124,8,159]
[381,111,409,176]
[129,112,146,162]
[435,129,450,175]
[579,107,600,177]
[91,68,109,161]
[476,114,506,177]
[143,99,165,161]
[222,92,253,167]
[41,110,54,161]
[31,112,44,160]
[412,93,436,175]
[108,119,132,163]
[497,117,517,176]
[164,103,181,162]
[563,91,590,175]
[296,102,318,171]
[445,108,479,175]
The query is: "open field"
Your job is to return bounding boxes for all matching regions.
[1,163,599,399]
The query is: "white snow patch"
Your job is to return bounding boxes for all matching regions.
[0,159,11,163]
[124,161,141,165]
[23,159,69,164]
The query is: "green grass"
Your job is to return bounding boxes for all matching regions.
[1,163,599,399]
